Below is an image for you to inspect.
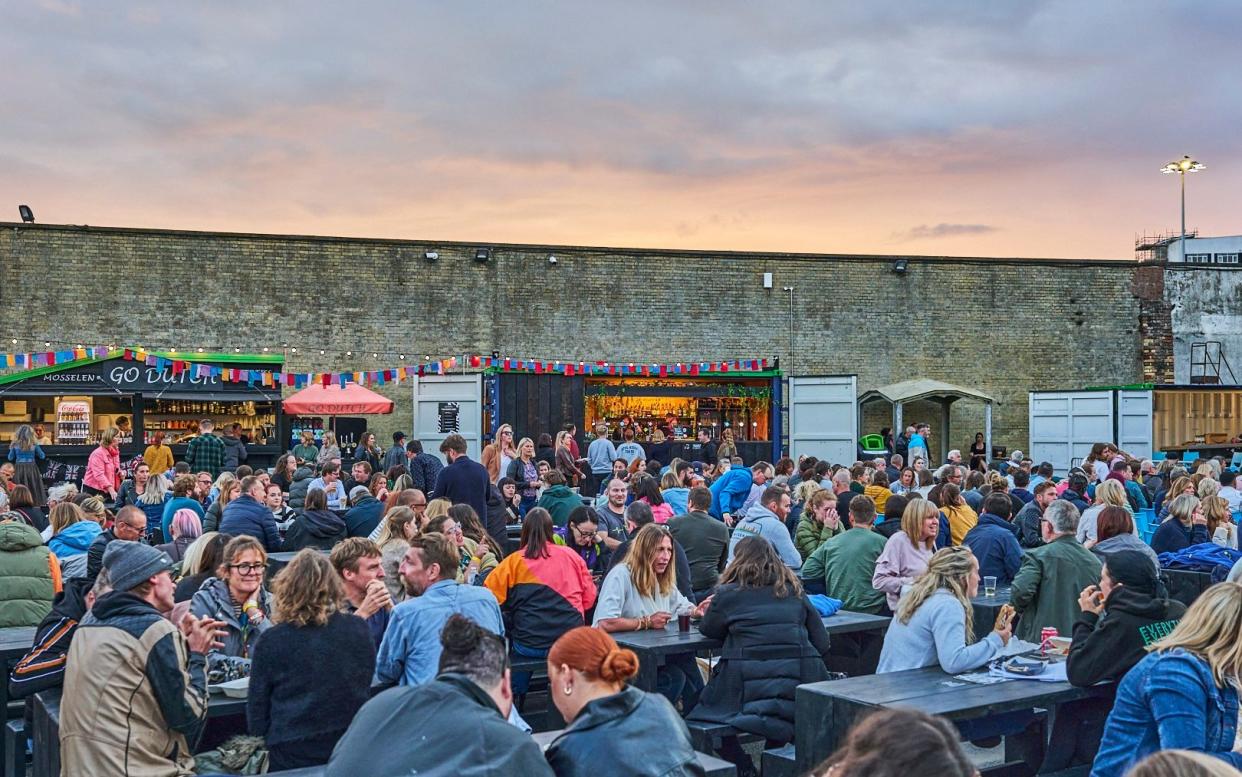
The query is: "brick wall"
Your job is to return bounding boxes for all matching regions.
[0,223,1146,453]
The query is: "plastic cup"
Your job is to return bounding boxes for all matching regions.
[983,576,997,597]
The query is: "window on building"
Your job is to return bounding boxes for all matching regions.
[1214,253,1239,264]
[1185,253,1212,264]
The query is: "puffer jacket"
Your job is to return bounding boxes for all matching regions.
[0,520,59,627]
[287,466,315,511]
[62,591,209,777]
[546,685,705,777]
[188,576,274,670]
[283,509,347,552]
[9,577,92,699]
[218,495,282,551]
[795,515,841,561]
[688,584,831,743]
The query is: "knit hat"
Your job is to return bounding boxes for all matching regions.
[1102,549,1160,597]
[349,485,371,504]
[103,540,174,592]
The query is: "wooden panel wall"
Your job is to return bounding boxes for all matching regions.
[497,374,586,447]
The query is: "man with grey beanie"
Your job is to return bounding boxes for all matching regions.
[61,540,227,775]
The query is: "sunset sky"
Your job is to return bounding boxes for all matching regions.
[3,1,1239,259]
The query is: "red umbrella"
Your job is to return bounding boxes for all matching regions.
[282,382,394,415]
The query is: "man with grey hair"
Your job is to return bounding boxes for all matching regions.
[832,468,856,528]
[945,449,962,466]
[1010,500,1101,643]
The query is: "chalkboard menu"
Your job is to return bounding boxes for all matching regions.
[437,402,460,434]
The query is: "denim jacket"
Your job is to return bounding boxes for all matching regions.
[1091,648,1242,776]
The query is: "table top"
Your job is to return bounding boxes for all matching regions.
[0,626,36,660]
[615,610,890,656]
[38,687,246,721]
[971,587,1012,609]
[797,665,1091,720]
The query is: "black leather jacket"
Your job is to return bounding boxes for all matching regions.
[546,685,705,777]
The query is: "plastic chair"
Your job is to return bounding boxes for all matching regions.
[1230,452,1242,470]
[1137,508,1156,528]
[1182,451,1199,464]
[1152,451,1167,462]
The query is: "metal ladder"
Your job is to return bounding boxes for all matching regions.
[1189,341,1236,384]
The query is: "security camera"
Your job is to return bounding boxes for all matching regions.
[548,255,558,264]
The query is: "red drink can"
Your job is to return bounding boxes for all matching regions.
[1040,627,1058,651]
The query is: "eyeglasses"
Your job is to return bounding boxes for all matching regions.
[444,524,462,535]
[229,563,265,574]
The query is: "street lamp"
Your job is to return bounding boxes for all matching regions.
[1160,155,1205,261]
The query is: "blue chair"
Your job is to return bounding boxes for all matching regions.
[1231,452,1242,470]
[1137,508,1157,528]
[1152,451,1167,462]
[1182,451,1200,464]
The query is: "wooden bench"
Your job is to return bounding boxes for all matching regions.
[3,719,25,777]
[760,743,797,777]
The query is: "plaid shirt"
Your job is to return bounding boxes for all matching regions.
[185,433,226,478]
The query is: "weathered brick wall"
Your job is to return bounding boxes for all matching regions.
[0,223,1145,453]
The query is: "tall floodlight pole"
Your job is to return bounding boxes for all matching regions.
[1161,155,1205,261]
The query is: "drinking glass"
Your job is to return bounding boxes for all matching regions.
[983,576,997,598]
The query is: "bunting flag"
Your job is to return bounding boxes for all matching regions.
[0,344,774,392]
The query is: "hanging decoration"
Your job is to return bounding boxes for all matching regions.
[0,345,772,390]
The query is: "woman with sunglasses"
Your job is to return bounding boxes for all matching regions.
[190,534,274,674]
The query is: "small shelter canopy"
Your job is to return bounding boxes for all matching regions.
[858,379,995,465]
[282,382,394,415]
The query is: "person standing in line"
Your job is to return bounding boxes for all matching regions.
[185,420,227,479]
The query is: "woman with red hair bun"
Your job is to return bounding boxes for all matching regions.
[543,627,704,776]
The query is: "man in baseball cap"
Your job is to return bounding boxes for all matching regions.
[61,540,226,774]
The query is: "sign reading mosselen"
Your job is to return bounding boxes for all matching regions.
[3,358,281,398]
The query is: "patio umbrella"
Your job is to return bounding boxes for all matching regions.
[281,382,394,415]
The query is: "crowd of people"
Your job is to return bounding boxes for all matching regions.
[3,420,1242,776]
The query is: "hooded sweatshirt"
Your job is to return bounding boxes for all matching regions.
[727,503,802,569]
[1066,585,1185,690]
[283,509,348,552]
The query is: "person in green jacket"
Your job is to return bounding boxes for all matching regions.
[536,471,585,528]
[795,488,844,561]
[1010,499,1101,643]
[802,496,887,613]
[0,514,59,627]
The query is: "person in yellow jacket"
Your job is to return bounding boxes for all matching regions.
[937,483,978,545]
[863,470,894,515]
[142,431,175,476]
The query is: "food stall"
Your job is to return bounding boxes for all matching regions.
[0,350,286,473]
[492,367,782,464]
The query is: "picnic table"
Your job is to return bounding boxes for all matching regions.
[28,686,249,777]
[1161,568,1214,606]
[614,610,891,693]
[0,626,36,769]
[266,549,329,581]
[794,665,1098,774]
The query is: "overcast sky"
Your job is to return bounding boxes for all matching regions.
[3,1,1239,258]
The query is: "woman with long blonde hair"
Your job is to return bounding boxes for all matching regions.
[872,498,940,610]
[7,423,47,505]
[593,523,708,709]
[1201,495,1237,550]
[1092,582,1242,774]
[316,431,340,469]
[877,546,1012,675]
[482,423,517,484]
[554,430,584,486]
[249,549,375,770]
